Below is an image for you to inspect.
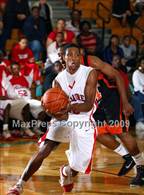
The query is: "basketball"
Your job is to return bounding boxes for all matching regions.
[41,87,69,114]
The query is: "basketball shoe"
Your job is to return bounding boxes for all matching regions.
[7,184,23,195]
[59,165,74,192]
[130,165,144,186]
[118,154,135,176]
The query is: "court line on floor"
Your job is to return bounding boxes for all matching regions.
[93,168,132,178]
[0,140,36,148]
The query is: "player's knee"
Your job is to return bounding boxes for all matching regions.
[38,140,59,159]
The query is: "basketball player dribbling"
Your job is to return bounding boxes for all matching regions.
[7,44,134,195]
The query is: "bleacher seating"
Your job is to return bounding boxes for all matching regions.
[67,0,143,43]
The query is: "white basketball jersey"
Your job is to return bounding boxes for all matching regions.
[55,65,96,118]
[13,85,31,100]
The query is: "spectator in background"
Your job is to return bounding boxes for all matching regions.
[46,18,75,47]
[0,1,7,48]
[47,32,64,63]
[77,20,102,56]
[39,0,52,35]
[23,6,47,61]
[0,9,3,35]
[103,35,124,64]
[132,57,144,137]
[11,37,41,85]
[112,54,129,91]
[112,0,132,26]
[65,9,81,36]
[1,0,30,49]
[43,60,63,92]
[134,0,144,15]
[120,35,136,69]
[0,100,13,140]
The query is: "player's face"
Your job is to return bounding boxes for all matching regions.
[64,47,80,74]
[11,64,20,76]
[19,39,28,50]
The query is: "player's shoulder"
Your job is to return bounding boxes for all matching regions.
[80,64,93,70]
[55,69,66,80]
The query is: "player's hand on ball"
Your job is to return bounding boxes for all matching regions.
[46,107,68,121]
[123,102,134,117]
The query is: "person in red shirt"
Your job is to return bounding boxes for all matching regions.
[46,18,75,47]
[11,37,42,96]
[7,62,33,99]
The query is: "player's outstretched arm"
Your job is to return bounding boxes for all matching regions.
[68,69,98,113]
[88,56,134,117]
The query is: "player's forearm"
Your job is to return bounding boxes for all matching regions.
[68,102,93,113]
[115,72,129,105]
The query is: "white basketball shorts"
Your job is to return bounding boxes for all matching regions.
[39,114,97,174]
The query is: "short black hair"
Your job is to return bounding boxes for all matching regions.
[123,35,131,40]
[71,9,82,16]
[11,62,20,68]
[79,20,91,31]
[31,6,40,12]
[63,44,80,55]
[57,18,65,23]
[56,32,64,37]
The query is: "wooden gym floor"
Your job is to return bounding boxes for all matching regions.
[0,138,144,195]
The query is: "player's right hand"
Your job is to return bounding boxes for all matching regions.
[123,102,134,117]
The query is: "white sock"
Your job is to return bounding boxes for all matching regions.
[114,144,129,156]
[63,166,71,176]
[133,153,144,165]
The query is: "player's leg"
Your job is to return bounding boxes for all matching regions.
[59,117,96,192]
[118,132,144,186]
[104,92,144,186]
[7,139,60,195]
[59,165,78,192]
[21,103,36,138]
[94,106,135,176]
[3,103,13,140]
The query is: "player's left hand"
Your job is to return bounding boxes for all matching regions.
[123,102,134,117]
[46,107,68,121]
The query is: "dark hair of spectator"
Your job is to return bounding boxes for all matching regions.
[54,60,62,65]
[108,34,120,46]
[63,44,80,55]
[19,36,28,42]
[123,35,131,40]
[11,62,20,68]
[31,6,40,12]
[57,18,65,23]
[71,9,82,16]
[139,56,144,63]
[79,20,91,31]
[56,32,64,37]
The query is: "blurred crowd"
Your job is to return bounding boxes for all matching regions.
[0,0,144,141]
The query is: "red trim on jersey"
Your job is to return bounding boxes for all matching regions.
[68,80,76,89]
[84,102,97,174]
[85,128,96,174]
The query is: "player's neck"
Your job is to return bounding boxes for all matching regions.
[66,66,80,75]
